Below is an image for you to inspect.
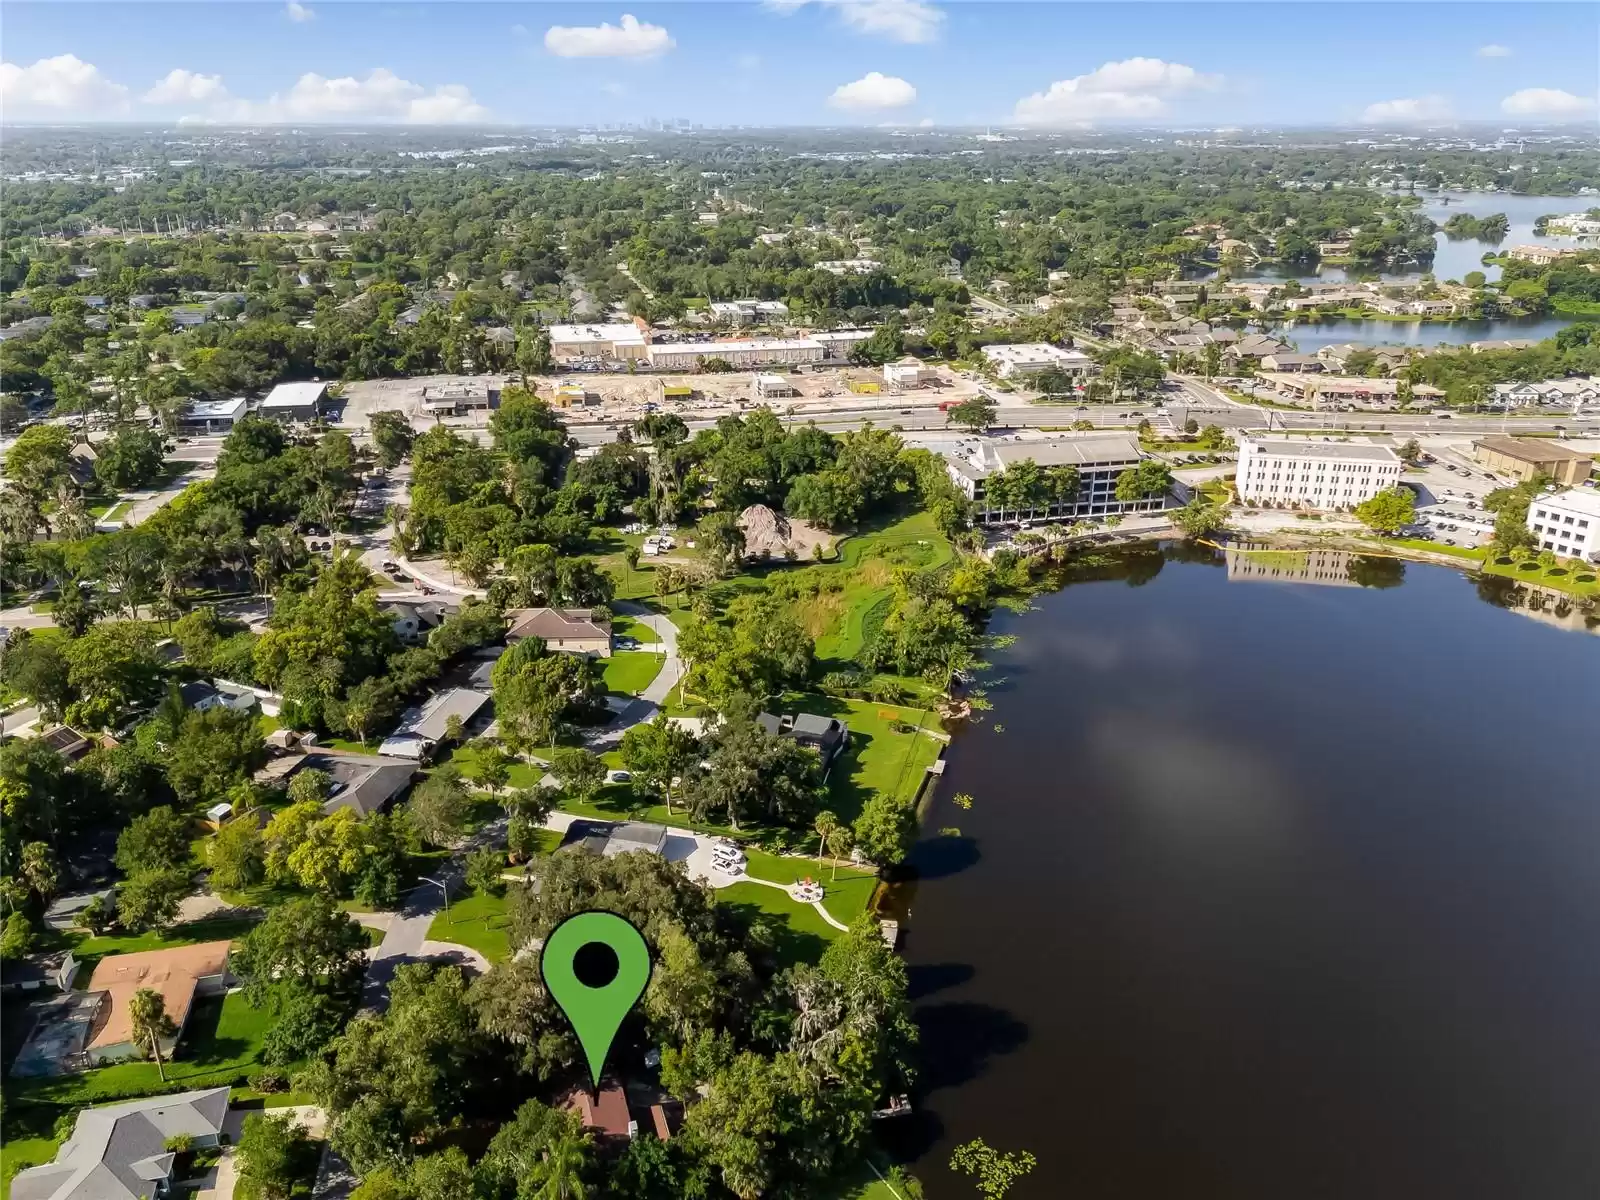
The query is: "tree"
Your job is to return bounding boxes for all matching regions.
[813,811,839,870]
[466,848,506,909]
[95,426,166,490]
[128,987,179,1081]
[1114,460,1173,504]
[853,792,916,866]
[117,868,190,931]
[116,806,192,875]
[949,1138,1037,1199]
[945,394,997,433]
[548,747,606,807]
[1354,487,1415,535]
[1,912,35,960]
[696,510,747,575]
[61,622,163,729]
[210,819,266,893]
[168,706,266,805]
[368,411,415,469]
[232,894,370,1004]
[407,768,469,847]
[236,1113,312,1200]
[620,716,698,815]
[682,720,822,830]
[1173,496,1227,539]
[287,768,333,807]
[1396,438,1422,463]
[2,634,72,720]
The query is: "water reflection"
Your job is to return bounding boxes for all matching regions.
[1223,544,1406,589]
[1476,575,1600,636]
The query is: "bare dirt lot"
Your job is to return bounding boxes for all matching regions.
[335,364,981,434]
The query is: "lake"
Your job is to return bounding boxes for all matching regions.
[898,547,1600,1200]
[1187,190,1593,348]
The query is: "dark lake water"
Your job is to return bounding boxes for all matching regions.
[899,548,1600,1200]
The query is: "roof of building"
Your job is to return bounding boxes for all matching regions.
[1534,488,1600,519]
[182,398,248,421]
[9,1087,230,1200]
[565,1084,632,1138]
[790,713,845,740]
[505,607,611,642]
[547,323,647,346]
[605,822,669,855]
[37,725,92,760]
[177,681,219,708]
[287,750,418,819]
[260,381,327,409]
[1239,438,1400,463]
[965,433,1143,475]
[650,338,821,357]
[381,687,490,751]
[1473,435,1593,463]
[85,942,232,1052]
[981,342,1093,365]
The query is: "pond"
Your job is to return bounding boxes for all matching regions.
[896,546,1600,1199]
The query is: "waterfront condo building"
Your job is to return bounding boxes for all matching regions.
[1527,488,1600,563]
[1236,438,1403,509]
[943,433,1163,523]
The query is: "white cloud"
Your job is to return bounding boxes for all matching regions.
[1501,87,1594,117]
[1362,94,1453,123]
[1013,57,1220,127]
[1476,44,1512,58]
[829,71,916,110]
[143,69,227,105]
[0,53,130,115]
[286,1,315,22]
[171,68,488,125]
[768,0,943,44]
[510,23,528,36]
[544,14,674,59]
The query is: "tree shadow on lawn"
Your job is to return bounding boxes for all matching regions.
[182,998,253,1067]
[717,898,829,970]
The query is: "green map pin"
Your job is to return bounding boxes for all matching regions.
[541,911,653,1089]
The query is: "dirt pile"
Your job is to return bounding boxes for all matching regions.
[738,504,833,561]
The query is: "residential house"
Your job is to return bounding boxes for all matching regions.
[1506,245,1580,265]
[505,608,613,656]
[284,750,418,819]
[83,942,233,1063]
[563,820,670,859]
[707,300,789,325]
[9,1087,231,1200]
[176,680,258,714]
[66,442,98,488]
[756,712,850,766]
[384,599,457,643]
[378,687,490,760]
[36,725,93,762]
[1259,353,1323,374]
[1489,378,1600,409]
[1224,334,1291,365]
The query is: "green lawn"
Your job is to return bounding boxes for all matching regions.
[716,881,840,966]
[771,695,944,824]
[426,889,515,963]
[601,651,666,697]
[742,848,881,928]
[610,615,660,645]
[6,990,273,1109]
[1382,539,1487,560]
[1482,555,1600,598]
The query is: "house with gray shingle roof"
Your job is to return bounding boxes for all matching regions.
[9,1087,230,1200]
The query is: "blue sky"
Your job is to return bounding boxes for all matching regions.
[2,2,1596,128]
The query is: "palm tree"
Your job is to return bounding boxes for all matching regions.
[825,826,853,881]
[127,988,177,1082]
[530,1131,591,1200]
[813,811,839,871]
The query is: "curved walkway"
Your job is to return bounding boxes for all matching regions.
[734,872,851,931]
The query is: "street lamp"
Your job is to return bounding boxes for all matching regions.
[420,875,450,917]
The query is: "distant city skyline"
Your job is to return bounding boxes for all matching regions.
[1,2,1595,129]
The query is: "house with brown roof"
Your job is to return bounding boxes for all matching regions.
[504,607,613,656]
[83,942,232,1064]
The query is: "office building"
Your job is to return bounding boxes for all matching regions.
[943,434,1161,523]
[547,322,648,361]
[259,381,327,422]
[646,338,826,370]
[981,342,1096,380]
[1235,438,1403,508]
[1472,436,1594,487]
[1528,488,1600,563]
[708,300,789,325]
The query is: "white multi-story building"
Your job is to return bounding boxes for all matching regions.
[547,323,648,361]
[1528,488,1600,562]
[1491,377,1600,410]
[708,300,789,325]
[1236,438,1403,509]
[812,329,874,359]
[646,338,825,370]
[981,342,1096,380]
[944,434,1163,524]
